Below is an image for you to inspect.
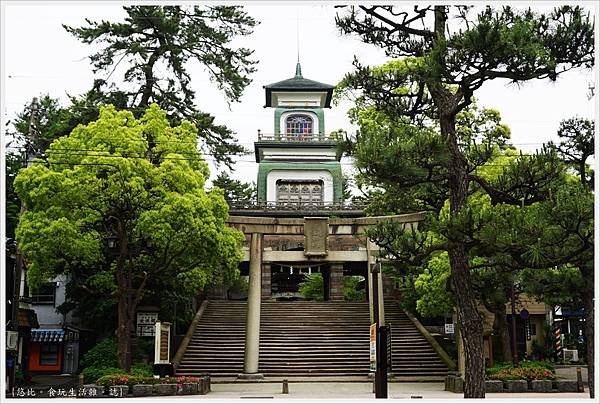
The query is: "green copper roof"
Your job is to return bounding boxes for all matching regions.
[264,63,334,108]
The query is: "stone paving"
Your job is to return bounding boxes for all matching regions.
[8,381,591,400]
[140,381,591,400]
[17,366,590,400]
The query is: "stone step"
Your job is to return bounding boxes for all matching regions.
[177,300,449,378]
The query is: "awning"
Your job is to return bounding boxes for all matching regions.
[31,329,65,343]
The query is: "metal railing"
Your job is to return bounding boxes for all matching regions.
[257,131,341,142]
[228,200,365,211]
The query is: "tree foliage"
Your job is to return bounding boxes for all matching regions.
[553,117,594,188]
[298,273,324,301]
[14,104,244,369]
[336,5,594,397]
[212,172,256,202]
[63,5,258,167]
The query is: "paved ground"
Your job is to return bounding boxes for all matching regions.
[11,380,591,400]
[19,366,589,400]
[555,365,588,380]
[29,374,79,389]
[143,382,590,400]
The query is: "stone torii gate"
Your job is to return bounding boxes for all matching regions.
[225,212,425,379]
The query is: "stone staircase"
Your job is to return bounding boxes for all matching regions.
[175,300,449,379]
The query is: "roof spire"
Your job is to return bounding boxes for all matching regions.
[295,10,302,78]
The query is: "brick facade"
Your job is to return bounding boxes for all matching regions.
[261,263,272,300]
[329,263,344,301]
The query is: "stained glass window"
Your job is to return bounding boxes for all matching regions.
[285,115,313,136]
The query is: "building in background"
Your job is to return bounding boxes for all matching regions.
[26,275,82,375]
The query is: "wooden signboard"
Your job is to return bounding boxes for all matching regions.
[154,321,171,364]
[137,312,158,337]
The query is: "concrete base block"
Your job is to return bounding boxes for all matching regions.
[530,380,553,392]
[107,385,128,397]
[557,380,578,392]
[505,380,527,393]
[132,384,153,397]
[82,384,105,397]
[453,377,464,393]
[444,375,454,391]
[237,373,264,380]
[198,376,211,394]
[178,383,198,395]
[485,380,504,393]
[153,383,177,396]
[444,375,463,393]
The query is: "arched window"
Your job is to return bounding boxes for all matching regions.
[285,115,313,136]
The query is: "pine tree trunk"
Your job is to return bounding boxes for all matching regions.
[581,265,594,398]
[442,113,486,398]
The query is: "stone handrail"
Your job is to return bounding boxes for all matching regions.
[172,300,208,371]
[397,302,457,371]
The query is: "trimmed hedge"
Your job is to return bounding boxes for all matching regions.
[486,360,556,381]
[96,374,199,387]
[83,363,153,384]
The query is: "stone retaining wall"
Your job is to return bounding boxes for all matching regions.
[444,374,583,394]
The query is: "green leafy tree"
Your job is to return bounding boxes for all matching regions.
[212,172,256,202]
[336,5,594,397]
[63,5,258,167]
[413,253,453,318]
[343,276,366,302]
[298,273,324,301]
[14,104,244,370]
[5,152,24,239]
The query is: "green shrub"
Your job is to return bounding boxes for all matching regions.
[96,374,200,387]
[299,273,324,301]
[343,276,366,302]
[487,367,555,381]
[82,366,125,384]
[133,338,155,362]
[130,363,153,377]
[228,276,249,293]
[96,374,154,387]
[81,337,118,369]
[486,360,556,381]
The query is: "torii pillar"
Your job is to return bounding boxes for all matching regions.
[238,232,263,379]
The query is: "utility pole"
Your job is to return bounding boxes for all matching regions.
[8,97,38,394]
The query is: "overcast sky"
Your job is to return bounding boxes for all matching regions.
[2,1,597,186]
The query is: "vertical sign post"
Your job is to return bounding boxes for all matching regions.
[370,323,377,373]
[153,321,173,377]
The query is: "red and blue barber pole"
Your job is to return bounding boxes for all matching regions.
[554,326,563,360]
